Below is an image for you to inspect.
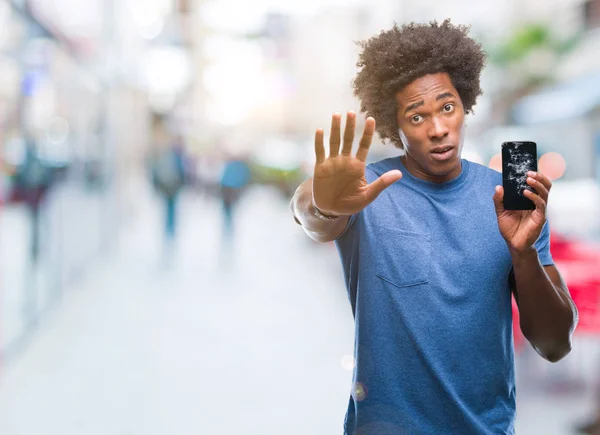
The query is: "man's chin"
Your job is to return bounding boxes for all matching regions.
[401,152,462,181]
[428,154,461,173]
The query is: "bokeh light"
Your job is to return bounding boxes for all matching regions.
[353,382,367,402]
[539,152,567,181]
[341,355,355,371]
[488,153,502,173]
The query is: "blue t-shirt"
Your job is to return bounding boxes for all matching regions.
[334,157,553,435]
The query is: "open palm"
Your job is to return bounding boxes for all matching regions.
[312,111,402,216]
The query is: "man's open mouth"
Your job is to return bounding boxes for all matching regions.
[430,145,455,162]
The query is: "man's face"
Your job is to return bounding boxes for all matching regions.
[396,72,465,181]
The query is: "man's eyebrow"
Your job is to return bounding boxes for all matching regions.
[404,100,424,115]
[436,92,455,101]
[403,92,456,115]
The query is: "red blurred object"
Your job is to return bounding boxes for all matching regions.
[513,232,600,351]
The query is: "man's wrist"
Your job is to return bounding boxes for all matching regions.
[310,200,341,221]
[510,246,539,267]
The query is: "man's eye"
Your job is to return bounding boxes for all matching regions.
[443,104,454,112]
[411,115,423,123]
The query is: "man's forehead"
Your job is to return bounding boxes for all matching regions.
[396,73,456,104]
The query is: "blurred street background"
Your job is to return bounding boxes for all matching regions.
[0,0,599,434]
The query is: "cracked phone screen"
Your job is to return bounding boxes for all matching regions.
[502,142,537,210]
[507,147,534,195]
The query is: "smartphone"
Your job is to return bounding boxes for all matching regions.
[501,141,537,210]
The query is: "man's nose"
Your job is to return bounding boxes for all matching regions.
[428,117,449,140]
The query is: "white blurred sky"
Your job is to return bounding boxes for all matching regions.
[28,0,367,38]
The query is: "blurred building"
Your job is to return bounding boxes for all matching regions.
[0,0,161,358]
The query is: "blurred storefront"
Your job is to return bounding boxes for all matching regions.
[507,15,600,241]
[0,0,147,360]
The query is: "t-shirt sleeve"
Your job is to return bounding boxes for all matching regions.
[334,213,359,241]
[535,220,554,266]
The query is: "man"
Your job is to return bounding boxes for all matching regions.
[289,20,578,435]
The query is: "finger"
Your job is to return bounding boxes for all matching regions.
[524,189,547,213]
[341,111,356,156]
[329,113,341,157]
[366,170,402,203]
[526,176,549,203]
[314,128,325,164]
[529,171,552,191]
[356,117,376,162]
[492,185,505,216]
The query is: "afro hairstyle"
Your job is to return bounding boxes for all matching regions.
[352,19,487,148]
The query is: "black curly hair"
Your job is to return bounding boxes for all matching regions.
[353,19,487,149]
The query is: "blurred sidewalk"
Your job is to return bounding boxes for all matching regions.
[0,186,356,435]
[1,184,108,355]
[0,185,596,435]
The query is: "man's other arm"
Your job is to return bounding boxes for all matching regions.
[511,256,578,363]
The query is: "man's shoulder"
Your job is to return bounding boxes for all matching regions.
[466,159,498,175]
[366,156,399,174]
[366,157,502,182]
[466,159,502,183]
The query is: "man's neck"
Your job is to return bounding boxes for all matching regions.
[400,155,462,184]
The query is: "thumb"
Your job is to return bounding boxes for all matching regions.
[492,185,505,216]
[366,170,402,203]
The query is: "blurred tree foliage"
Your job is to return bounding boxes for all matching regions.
[486,23,581,87]
[489,24,579,65]
[251,163,304,197]
[480,22,582,123]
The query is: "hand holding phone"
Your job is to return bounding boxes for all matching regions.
[501,141,538,210]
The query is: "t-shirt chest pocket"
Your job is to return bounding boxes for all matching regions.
[373,227,432,288]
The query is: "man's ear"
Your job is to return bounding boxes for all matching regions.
[392,129,405,149]
[397,128,407,149]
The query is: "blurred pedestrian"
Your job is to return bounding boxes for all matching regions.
[219,154,251,241]
[150,133,187,253]
[290,20,578,435]
[574,409,600,434]
[11,134,58,325]
[12,135,54,263]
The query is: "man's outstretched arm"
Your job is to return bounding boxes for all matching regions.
[289,177,350,243]
[290,111,402,243]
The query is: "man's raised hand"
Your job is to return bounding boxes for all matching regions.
[312,111,403,216]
